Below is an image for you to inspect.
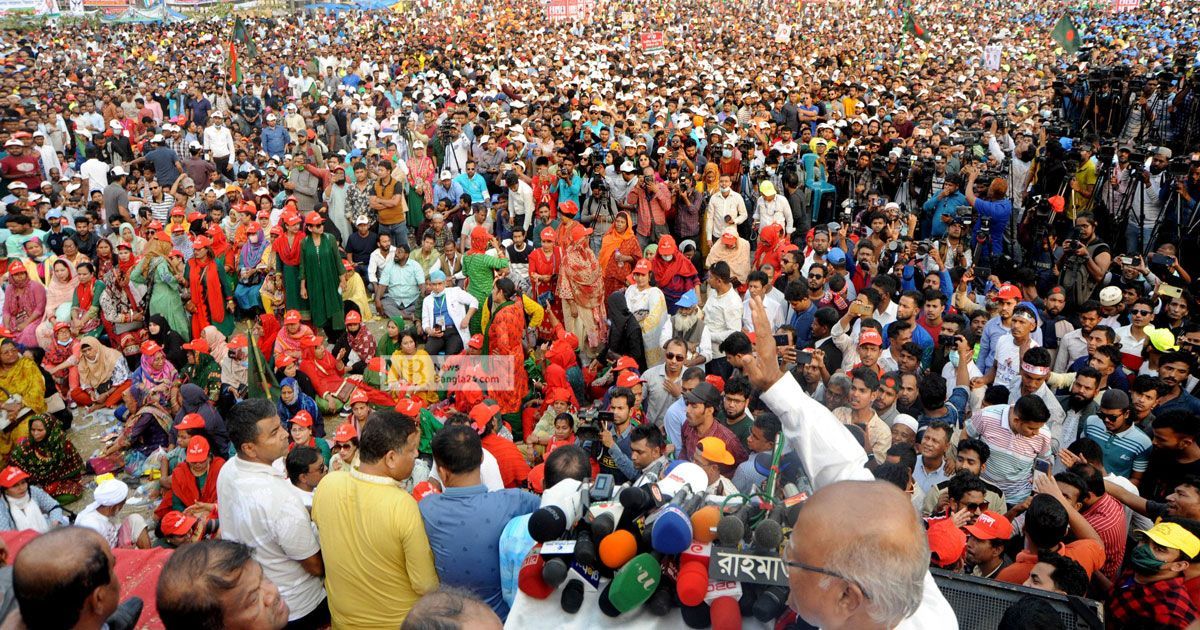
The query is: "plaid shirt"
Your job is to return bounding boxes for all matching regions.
[1108,573,1200,629]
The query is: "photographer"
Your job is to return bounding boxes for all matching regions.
[1126,147,1171,254]
[1068,141,1098,217]
[962,163,1012,263]
[922,174,965,238]
[1058,213,1112,309]
[1103,145,1136,215]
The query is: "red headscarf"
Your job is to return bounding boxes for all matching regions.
[469,226,490,254]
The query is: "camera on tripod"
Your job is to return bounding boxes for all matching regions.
[955,205,975,225]
[1168,157,1193,178]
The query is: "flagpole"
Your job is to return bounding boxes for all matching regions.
[247,328,275,403]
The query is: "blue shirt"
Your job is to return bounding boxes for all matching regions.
[551,173,582,210]
[977,316,1043,372]
[789,304,817,350]
[1156,391,1200,417]
[664,398,687,451]
[433,181,465,208]
[419,484,540,620]
[1081,416,1152,478]
[453,172,489,205]
[260,125,291,158]
[972,197,1011,259]
[922,191,966,238]
[143,147,181,186]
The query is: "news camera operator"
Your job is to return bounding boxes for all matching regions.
[1056,213,1112,309]
[961,163,1012,265]
[1125,146,1172,254]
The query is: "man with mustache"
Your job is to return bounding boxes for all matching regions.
[1055,368,1101,464]
[671,290,711,367]
[1156,352,1200,417]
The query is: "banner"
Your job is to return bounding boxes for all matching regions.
[83,0,128,8]
[1111,0,1138,11]
[640,30,664,53]
[983,44,1001,70]
[774,23,792,43]
[545,0,582,21]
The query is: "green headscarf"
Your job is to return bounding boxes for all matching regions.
[378,316,407,356]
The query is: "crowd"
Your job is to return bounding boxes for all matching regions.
[0,0,1196,627]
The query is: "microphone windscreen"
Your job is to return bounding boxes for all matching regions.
[646,577,675,616]
[679,602,711,629]
[517,548,554,599]
[575,530,597,567]
[607,553,662,614]
[675,563,709,607]
[716,513,745,547]
[591,512,617,538]
[619,485,653,513]
[752,586,790,623]
[542,557,568,588]
[650,507,693,554]
[598,529,638,569]
[598,583,621,618]
[560,579,585,614]
[691,505,721,544]
[528,506,568,543]
[710,595,742,630]
[752,518,783,552]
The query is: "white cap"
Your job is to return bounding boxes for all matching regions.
[110,166,128,177]
[65,183,81,193]
[440,170,452,180]
[317,106,329,114]
[893,414,918,433]
[355,216,370,225]
[189,141,203,150]
[109,120,123,130]
[412,141,425,149]
[3,139,22,147]
[266,113,278,121]
[211,110,224,118]
[8,181,27,189]
[619,161,636,173]
[150,134,165,143]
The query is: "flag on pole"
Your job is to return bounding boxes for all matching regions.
[246,330,278,401]
[228,40,243,84]
[1051,15,1081,54]
[903,12,931,42]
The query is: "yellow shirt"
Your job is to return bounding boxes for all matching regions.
[1070,159,1098,218]
[311,468,439,629]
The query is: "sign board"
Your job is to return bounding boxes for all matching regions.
[82,0,128,8]
[1111,0,1139,11]
[640,30,664,53]
[708,547,789,587]
[983,44,1001,71]
[545,0,582,21]
[774,23,792,43]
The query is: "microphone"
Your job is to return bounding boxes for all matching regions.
[645,574,675,616]
[517,545,554,599]
[675,562,709,607]
[717,501,757,547]
[599,552,662,617]
[528,479,587,542]
[752,585,790,623]
[691,505,721,544]
[587,499,625,539]
[679,602,711,629]
[710,595,742,630]
[650,491,706,554]
[751,515,784,552]
[560,579,585,614]
[574,530,597,567]
[542,557,569,588]
[598,529,638,569]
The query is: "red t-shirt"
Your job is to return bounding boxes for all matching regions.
[996,539,1106,585]
[1,154,42,190]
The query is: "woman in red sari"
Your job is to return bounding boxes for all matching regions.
[753,223,787,279]
[483,278,529,435]
[186,236,234,339]
[298,335,393,414]
[599,211,641,298]
[155,435,224,524]
[650,234,700,315]
[527,226,561,340]
[557,223,607,359]
[274,212,308,317]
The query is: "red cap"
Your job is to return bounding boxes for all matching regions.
[300,335,322,348]
[187,211,206,222]
[411,480,442,502]
[558,200,578,216]
[52,321,70,334]
[614,355,638,372]
[395,398,424,417]
[192,235,212,250]
[140,340,163,356]
[276,354,297,367]
[342,259,355,272]
[0,466,29,488]
[858,329,883,347]
[182,338,210,353]
[246,222,262,234]
[527,463,546,494]
[632,259,651,275]
[227,334,248,349]
[344,310,362,325]
[290,410,314,428]
[7,260,25,275]
[185,435,211,463]
[657,234,678,257]
[470,402,501,431]
[160,510,198,536]
[0,327,14,339]
[468,334,484,350]
[348,389,371,405]
[334,422,358,442]
[705,374,725,390]
[721,231,738,246]
[283,213,302,226]
[169,249,184,258]
[540,227,556,243]
[170,206,185,217]
[616,370,645,389]
[927,518,966,568]
[996,283,1022,301]
[174,413,206,431]
[283,310,301,324]
[304,211,325,225]
[964,511,1013,541]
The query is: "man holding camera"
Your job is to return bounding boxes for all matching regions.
[962,163,1011,265]
[1058,213,1113,310]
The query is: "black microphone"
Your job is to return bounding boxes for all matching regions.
[717,501,757,547]
[574,530,597,567]
[542,557,569,588]
[752,585,790,622]
[560,579,585,614]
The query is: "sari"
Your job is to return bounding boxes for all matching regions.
[650,252,700,315]
[131,246,189,338]
[299,347,393,408]
[752,223,787,277]
[406,153,435,229]
[74,337,132,408]
[42,331,80,399]
[557,224,607,354]
[99,256,147,358]
[257,314,281,363]
[482,300,528,418]
[71,276,105,338]
[273,323,315,364]
[10,415,85,502]
[234,230,270,311]
[187,253,234,339]
[155,455,225,521]
[130,351,178,411]
[277,377,324,437]
[599,211,640,298]
[626,284,669,367]
[0,356,48,460]
[43,260,79,323]
[377,317,405,356]
[388,349,439,405]
[2,275,46,348]
[274,228,309,316]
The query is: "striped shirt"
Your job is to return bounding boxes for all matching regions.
[147,192,175,224]
[1082,493,1128,582]
[1082,416,1152,478]
[966,405,1051,504]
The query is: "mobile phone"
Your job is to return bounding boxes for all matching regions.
[1160,285,1184,298]
[774,333,791,347]
[589,473,615,502]
[1034,458,1052,475]
[795,351,812,366]
[1118,256,1133,266]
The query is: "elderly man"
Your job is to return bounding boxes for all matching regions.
[157,540,289,630]
[743,295,956,629]
[287,154,322,214]
[74,478,151,550]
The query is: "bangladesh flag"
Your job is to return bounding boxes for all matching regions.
[228,40,243,84]
[903,12,931,43]
[1051,15,1081,54]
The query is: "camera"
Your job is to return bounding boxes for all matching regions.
[955,205,975,224]
[917,240,932,255]
[1169,157,1193,178]
[938,334,959,348]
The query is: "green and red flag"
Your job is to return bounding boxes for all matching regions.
[1051,15,1081,54]
[228,40,243,84]
[903,12,931,43]
[246,329,279,401]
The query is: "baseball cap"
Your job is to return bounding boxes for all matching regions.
[1147,326,1180,352]
[1100,389,1130,411]
[468,334,484,350]
[284,310,302,324]
[175,413,206,431]
[540,227,556,243]
[859,329,884,347]
[1099,286,1123,307]
[290,410,314,428]
[697,437,735,466]
[470,402,501,432]
[616,371,645,389]
[334,422,358,442]
[996,284,1022,300]
[395,398,424,417]
[676,291,699,309]
[0,466,29,488]
[161,511,198,536]
[683,382,721,407]
[227,335,248,350]
[657,235,678,257]
[185,436,211,463]
[614,356,639,372]
[344,310,362,325]
[429,269,447,283]
[1138,521,1200,559]
[140,340,163,356]
[825,247,846,265]
[632,259,651,276]
[964,511,1013,541]
[927,518,967,568]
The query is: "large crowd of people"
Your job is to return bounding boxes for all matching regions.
[0,0,1197,627]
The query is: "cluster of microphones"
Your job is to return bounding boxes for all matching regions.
[519,454,807,628]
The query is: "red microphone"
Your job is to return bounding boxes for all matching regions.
[710,595,742,630]
[517,545,554,599]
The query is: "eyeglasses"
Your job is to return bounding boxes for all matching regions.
[1130,309,1153,316]
[335,443,354,450]
[782,558,872,600]
[665,352,686,361]
[961,502,988,511]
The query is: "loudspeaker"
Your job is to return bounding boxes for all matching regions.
[930,568,1103,629]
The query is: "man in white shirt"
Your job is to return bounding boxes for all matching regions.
[422,269,479,356]
[74,478,150,550]
[742,270,787,332]
[79,150,109,194]
[203,111,236,178]
[755,180,793,235]
[286,445,328,511]
[367,232,396,286]
[505,171,535,233]
[217,399,329,627]
[703,261,743,379]
[706,173,747,242]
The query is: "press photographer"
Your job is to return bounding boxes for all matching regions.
[962,163,1012,266]
[1057,214,1112,310]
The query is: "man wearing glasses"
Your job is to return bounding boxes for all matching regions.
[1081,390,1151,485]
[743,295,957,629]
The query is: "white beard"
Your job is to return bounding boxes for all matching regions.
[673,310,702,332]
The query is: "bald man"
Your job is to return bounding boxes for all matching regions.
[157,540,289,630]
[745,295,958,630]
[9,527,142,630]
[401,587,502,630]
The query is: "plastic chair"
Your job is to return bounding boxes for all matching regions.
[802,152,837,222]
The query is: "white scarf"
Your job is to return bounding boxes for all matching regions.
[8,493,49,533]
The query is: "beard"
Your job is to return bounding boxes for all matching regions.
[1067,393,1091,411]
[673,310,702,332]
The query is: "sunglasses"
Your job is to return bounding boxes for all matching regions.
[960,502,988,511]
[335,443,354,450]
[665,352,686,361]
[1130,309,1153,316]
[1098,411,1126,422]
